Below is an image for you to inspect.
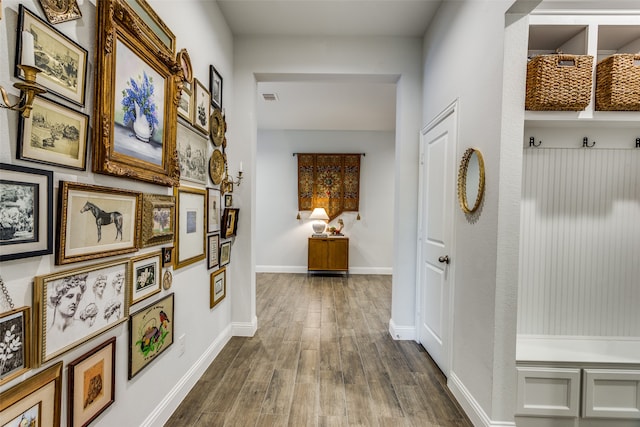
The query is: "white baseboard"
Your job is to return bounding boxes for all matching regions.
[388,318,416,340]
[140,324,232,427]
[231,316,258,337]
[448,371,516,427]
[255,266,392,275]
[349,267,392,275]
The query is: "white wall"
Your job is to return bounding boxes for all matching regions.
[0,1,234,425]
[255,129,394,274]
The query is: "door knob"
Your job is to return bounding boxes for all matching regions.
[438,255,450,264]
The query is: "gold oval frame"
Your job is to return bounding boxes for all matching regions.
[209,149,225,185]
[457,147,485,214]
[176,48,193,84]
[210,108,225,147]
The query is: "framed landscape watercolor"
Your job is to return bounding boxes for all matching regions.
[128,293,174,379]
[193,78,210,135]
[16,4,88,105]
[0,307,30,386]
[129,251,162,305]
[140,193,175,248]
[67,337,115,427]
[0,361,62,427]
[174,186,206,269]
[33,258,130,366]
[93,0,180,186]
[177,121,208,186]
[57,181,141,264]
[0,163,53,262]
[210,267,225,309]
[207,187,221,233]
[18,95,89,170]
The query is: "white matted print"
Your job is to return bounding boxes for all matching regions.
[207,187,220,233]
[177,121,207,185]
[174,186,206,269]
[129,251,161,305]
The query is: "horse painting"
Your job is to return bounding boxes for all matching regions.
[80,201,124,242]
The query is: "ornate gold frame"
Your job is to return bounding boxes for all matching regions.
[140,194,175,248]
[93,0,181,186]
[457,147,486,214]
[39,0,82,24]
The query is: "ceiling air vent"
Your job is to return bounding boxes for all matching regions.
[262,93,278,101]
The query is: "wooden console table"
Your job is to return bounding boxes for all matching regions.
[308,237,349,275]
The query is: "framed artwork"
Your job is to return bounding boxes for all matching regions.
[0,361,62,427]
[17,95,89,170]
[209,267,226,309]
[93,0,180,186]
[0,163,53,262]
[209,65,223,109]
[57,181,141,265]
[39,0,82,24]
[177,87,192,123]
[219,240,231,267]
[128,293,174,379]
[161,247,173,267]
[193,78,210,135]
[207,188,221,233]
[124,0,176,53]
[174,186,206,269]
[207,233,220,270]
[177,122,208,186]
[176,49,193,85]
[67,337,115,427]
[224,194,232,208]
[129,251,162,305]
[0,307,30,386]
[33,258,129,366]
[221,208,239,239]
[16,5,88,106]
[140,193,175,248]
[162,270,172,290]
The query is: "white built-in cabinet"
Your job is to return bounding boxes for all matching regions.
[517,12,640,427]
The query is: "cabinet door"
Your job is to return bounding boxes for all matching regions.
[583,369,640,419]
[516,367,581,417]
[308,239,328,270]
[328,239,348,270]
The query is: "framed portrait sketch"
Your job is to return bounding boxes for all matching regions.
[219,240,231,267]
[174,186,206,269]
[16,5,88,106]
[129,251,162,306]
[207,188,220,233]
[57,181,141,265]
[93,0,180,186]
[207,233,220,270]
[210,267,226,309]
[39,0,82,24]
[33,258,129,366]
[140,193,175,248]
[193,78,210,135]
[0,361,62,427]
[67,337,115,427]
[0,307,30,386]
[221,208,239,239]
[0,163,53,262]
[177,121,208,186]
[17,95,89,170]
[128,293,174,379]
[209,65,223,109]
[161,246,173,267]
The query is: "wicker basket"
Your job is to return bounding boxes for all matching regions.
[525,54,594,111]
[595,54,640,111]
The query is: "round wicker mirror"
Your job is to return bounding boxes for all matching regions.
[457,148,485,214]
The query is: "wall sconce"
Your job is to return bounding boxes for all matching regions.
[220,161,244,194]
[0,32,46,118]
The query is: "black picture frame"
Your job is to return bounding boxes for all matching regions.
[221,208,238,239]
[0,163,53,261]
[209,65,223,109]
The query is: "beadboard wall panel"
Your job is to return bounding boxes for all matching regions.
[518,147,640,336]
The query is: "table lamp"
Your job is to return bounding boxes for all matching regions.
[309,208,329,236]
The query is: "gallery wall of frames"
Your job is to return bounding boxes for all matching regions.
[0,1,237,425]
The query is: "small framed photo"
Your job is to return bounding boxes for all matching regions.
[128,293,174,379]
[57,181,141,264]
[161,247,173,268]
[207,233,220,270]
[174,186,206,269]
[210,267,226,309]
[193,78,210,135]
[221,208,239,239]
[209,65,223,109]
[67,337,115,427]
[17,95,89,170]
[219,240,231,267]
[224,194,232,207]
[140,193,175,248]
[0,163,53,262]
[0,307,31,385]
[0,361,62,427]
[177,87,192,124]
[177,121,208,186]
[16,5,88,105]
[129,251,162,306]
[207,188,221,233]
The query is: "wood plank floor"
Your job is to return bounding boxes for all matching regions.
[165,273,472,427]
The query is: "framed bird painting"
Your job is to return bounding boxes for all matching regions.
[128,293,174,379]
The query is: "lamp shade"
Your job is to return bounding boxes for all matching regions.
[309,208,329,220]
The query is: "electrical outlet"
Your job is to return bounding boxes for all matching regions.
[178,334,185,357]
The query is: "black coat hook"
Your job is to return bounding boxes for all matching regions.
[582,137,595,148]
[529,136,541,147]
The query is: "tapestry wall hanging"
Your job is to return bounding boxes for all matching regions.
[297,153,361,221]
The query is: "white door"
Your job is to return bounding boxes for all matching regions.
[417,104,456,376]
